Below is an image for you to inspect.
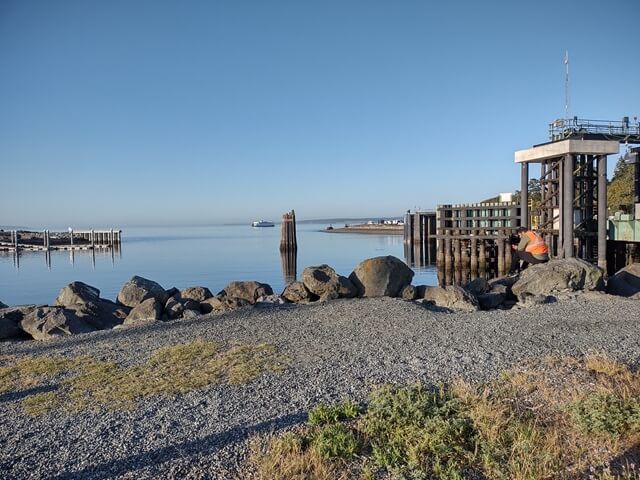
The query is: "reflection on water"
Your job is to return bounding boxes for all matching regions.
[280,248,297,285]
[404,238,504,287]
[3,244,122,272]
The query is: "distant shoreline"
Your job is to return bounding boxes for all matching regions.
[324,224,403,235]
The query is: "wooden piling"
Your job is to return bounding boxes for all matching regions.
[497,235,505,275]
[444,232,453,271]
[453,231,461,269]
[478,231,487,270]
[461,239,470,270]
[280,210,298,252]
[470,232,478,272]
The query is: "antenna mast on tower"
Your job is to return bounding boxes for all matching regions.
[564,50,570,119]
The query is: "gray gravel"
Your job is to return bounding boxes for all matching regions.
[1,294,639,479]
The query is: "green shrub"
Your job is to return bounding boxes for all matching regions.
[569,393,640,436]
[308,400,361,426]
[311,423,360,459]
[359,383,476,477]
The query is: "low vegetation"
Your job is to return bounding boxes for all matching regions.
[249,355,640,479]
[0,341,287,415]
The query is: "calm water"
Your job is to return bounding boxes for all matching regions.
[0,224,437,305]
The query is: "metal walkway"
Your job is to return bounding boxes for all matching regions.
[548,117,640,144]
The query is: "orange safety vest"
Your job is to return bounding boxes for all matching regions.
[524,231,549,255]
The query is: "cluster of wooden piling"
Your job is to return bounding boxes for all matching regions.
[436,229,515,276]
[403,211,437,266]
[1,229,122,252]
[72,229,122,249]
[404,203,521,283]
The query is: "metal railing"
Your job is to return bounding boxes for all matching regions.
[549,117,640,142]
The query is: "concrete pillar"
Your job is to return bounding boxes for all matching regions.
[597,155,607,271]
[521,162,529,229]
[70,229,74,246]
[563,154,575,258]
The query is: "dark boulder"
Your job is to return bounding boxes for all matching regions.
[477,291,506,310]
[221,281,273,304]
[0,306,36,340]
[349,256,414,297]
[55,282,128,330]
[20,307,96,341]
[422,286,479,311]
[607,263,640,298]
[337,276,358,299]
[301,265,341,298]
[54,282,101,307]
[124,298,163,325]
[401,285,417,301]
[180,287,213,303]
[117,276,169,308]
[512,258,604,300]
[164,297,184,320]
[281,282,315,304]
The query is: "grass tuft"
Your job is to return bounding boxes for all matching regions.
[1,341,288,415]
[311,423,360,459]
[308,400,361,426]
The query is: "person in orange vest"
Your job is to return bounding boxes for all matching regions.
[512,227,549,271]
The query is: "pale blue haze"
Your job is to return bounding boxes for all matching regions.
[1,0,639,227]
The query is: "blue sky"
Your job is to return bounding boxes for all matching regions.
[1,0,639,227]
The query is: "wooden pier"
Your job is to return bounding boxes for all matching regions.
[0,228,122,252]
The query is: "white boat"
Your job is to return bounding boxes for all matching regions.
[252,220,275,227]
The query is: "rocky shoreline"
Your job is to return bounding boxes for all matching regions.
[1,255,639,343]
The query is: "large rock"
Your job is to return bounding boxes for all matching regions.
[422,286,479,311]
[180,287,213,303]
[512,258,604,300]
[337,276,358,298]
[20,307,96,340]
[465,278,489,296]
[54,281,101,307]
[200,295,251,313]
[66,301,129,330]
[221,281,273,304]
[0,306,35,340]
[164,297,185,320]
[477,291,506,310]
[607,263,640,297]
[55,282,128,329]
[281,282,315,303]
[301,265,341,298]
[124,297,162,325]
[0,300,8,309]
[349,256,414,297]
[117,276,169,308]
[401,285,417,300]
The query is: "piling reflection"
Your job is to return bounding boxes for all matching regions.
[2,243,122,271]
[280,248,297,285]
[407,237,511,287]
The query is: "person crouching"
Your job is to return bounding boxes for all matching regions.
[512,227,549,271]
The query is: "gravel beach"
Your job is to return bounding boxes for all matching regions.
[1,294,639,480]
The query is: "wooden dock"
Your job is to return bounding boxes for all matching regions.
[0,229,122,252]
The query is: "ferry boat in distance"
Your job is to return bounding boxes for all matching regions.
[251,220,275,227]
